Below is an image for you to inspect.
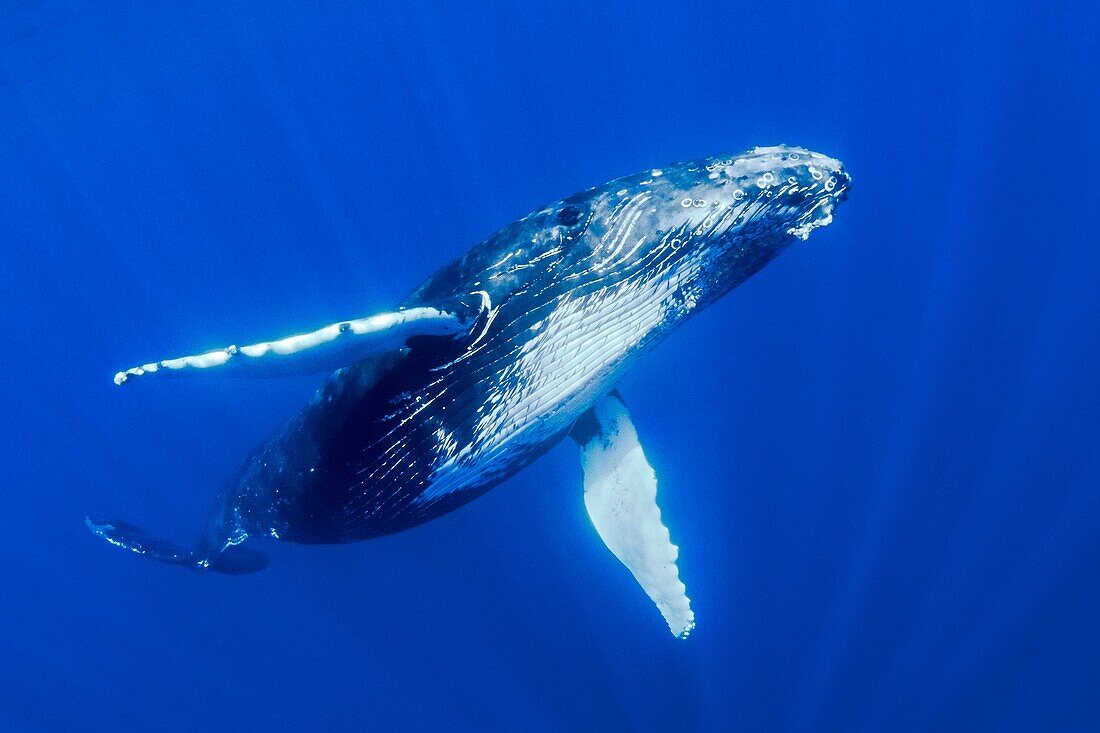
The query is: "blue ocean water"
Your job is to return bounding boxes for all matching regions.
[2,1,1099,730]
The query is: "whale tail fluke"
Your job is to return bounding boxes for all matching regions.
[85,517,268,575]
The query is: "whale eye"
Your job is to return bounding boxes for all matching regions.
[557,206,583,226]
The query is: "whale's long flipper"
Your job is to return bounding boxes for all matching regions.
[113,293,489,386]
[570,391,694,638]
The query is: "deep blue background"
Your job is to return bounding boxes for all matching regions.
[2,1,1099,730]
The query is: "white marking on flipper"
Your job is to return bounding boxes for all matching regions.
[113,303,482,386]
[572,393,695,638]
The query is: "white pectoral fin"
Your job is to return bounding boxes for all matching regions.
[113,292,489,386]
[571,391,695,638]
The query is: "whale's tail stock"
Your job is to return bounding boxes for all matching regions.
[84,517,269,574]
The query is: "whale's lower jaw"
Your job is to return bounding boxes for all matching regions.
[788,213,833,241]
[786,196,840,241]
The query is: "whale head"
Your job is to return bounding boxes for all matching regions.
[410,144,850,326]
[648,144,850,248]
[544,145,850,312]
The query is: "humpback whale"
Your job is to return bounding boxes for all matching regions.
[89,145,850,637]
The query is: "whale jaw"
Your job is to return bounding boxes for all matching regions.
[787,197,839,241]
